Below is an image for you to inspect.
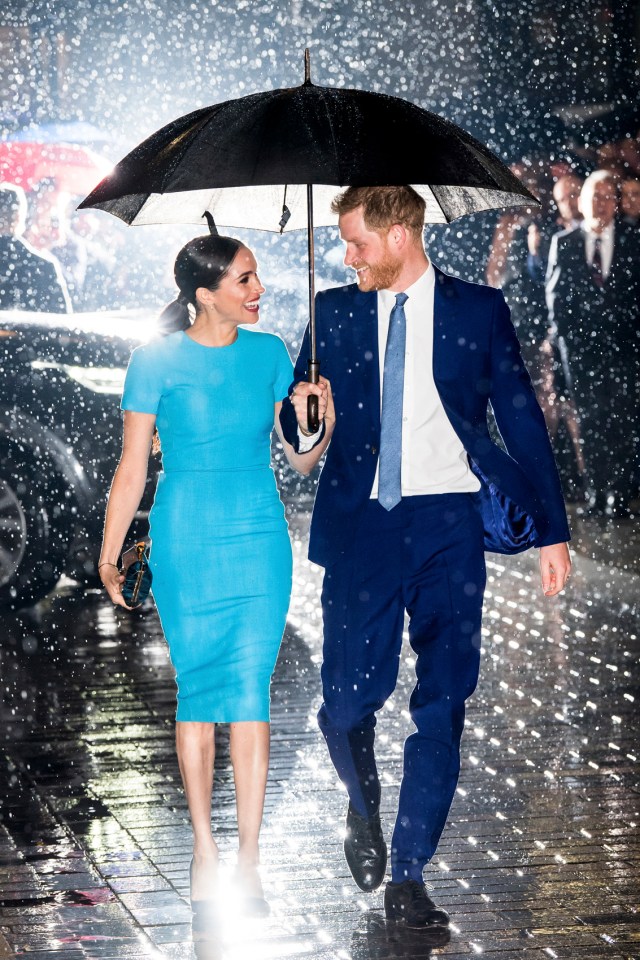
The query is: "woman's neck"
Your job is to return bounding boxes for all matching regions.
[186,313,238,347]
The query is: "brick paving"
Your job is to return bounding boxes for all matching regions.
[0,512,638,959]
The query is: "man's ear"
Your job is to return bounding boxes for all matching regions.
[389,223,408,250]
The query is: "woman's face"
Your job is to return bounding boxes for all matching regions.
[200,246,265,325]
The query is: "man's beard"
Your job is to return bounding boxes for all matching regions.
[353,249,403,291]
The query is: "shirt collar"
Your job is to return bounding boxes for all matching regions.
[580,221,614,242]
[378,261,435,310]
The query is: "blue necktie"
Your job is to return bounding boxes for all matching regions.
[378,292,408,511]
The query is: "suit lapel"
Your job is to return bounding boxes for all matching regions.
[570,228,606,291]
[350,288,380,434]
[607,224,627,288]
[433,266,459,383]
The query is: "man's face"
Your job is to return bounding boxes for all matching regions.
[339,207,402,292]
[553,177,582,224]
[579,179,618,232]
[621,179,640,219]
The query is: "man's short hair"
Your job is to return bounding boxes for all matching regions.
[581,169,618,197]
[0,182,27,231]
[553,173,583,195]
[331,186,426,239]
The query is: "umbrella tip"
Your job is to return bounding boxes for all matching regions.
[203,210,218,235]
[304,48,311,85]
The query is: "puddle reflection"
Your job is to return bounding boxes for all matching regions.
[192,918,224,960]
[351,911,451,959]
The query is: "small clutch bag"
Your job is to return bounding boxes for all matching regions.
[121,539,152,608]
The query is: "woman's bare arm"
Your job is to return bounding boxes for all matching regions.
[273,376,335,476]
[99,410,156,608]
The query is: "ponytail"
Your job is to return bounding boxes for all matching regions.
[157,233,243,335]
[157,293,191,334]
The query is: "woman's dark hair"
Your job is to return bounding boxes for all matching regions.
[158,234,244,334]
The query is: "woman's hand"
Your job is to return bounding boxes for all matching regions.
[291,376,335,435]
[99,562,133,610]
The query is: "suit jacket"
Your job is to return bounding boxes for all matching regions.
[545,221,640,376]
[280,267,570,569]
[0,235,71,314]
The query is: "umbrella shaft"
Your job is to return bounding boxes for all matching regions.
[307,183,316,363]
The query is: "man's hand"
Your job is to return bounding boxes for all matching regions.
[291,376,334,435]
[539,542,571,597]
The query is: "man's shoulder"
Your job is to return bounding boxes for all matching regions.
[552,225,583,251]
[433,264,499,304]
[4,236,61,272]
[317,282,366,303]
[316,282,376,322]
[616,219,640,248]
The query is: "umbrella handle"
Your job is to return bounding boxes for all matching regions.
[306,359,320,433]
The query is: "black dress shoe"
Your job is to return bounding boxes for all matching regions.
[344,803,387,892]
[384,880,450,928]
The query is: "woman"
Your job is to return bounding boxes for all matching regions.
[98,234,333,915]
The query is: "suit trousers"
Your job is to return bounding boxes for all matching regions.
[317,493,486,882]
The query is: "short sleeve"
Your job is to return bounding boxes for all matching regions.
[121,346,163,415]
[272,336,294,403]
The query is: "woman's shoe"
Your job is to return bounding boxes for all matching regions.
[189,856,219,918]
[244,894,270,917]
[235,864,270,917]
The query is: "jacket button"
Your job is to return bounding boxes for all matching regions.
[371,446,377,455]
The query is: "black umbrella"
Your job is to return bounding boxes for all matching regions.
[80,51,539,429]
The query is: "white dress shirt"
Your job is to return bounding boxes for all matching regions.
[370,264,479,497]
[582,221,614,280]
[299,263,480,498]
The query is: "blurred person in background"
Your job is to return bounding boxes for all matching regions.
[0,182,71,313]
[617,132,640,176]
[545,170,640,516]
[525,171,587,496]
[595,141,627,180]
[486,164,549,381]
[620,178,640,226]
[551,174,583,231]
[486,165,587,495]
[71,209,124,311]
[26,178,87,308]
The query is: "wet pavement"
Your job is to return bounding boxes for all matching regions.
[1,510,639,959]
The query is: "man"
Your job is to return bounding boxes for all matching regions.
[280,186,570,927]
[26,179,87,308]
[620,177,640,227]
[545,170,640,514]
[0,182,71,313]
[551,173,583,231]
[525,173,584,284]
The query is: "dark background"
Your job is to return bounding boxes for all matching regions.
[2,1,638,157]
[1,0,639,314]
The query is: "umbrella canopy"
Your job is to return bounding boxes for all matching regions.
[79,79,538,231]
[0,141,113,195]
[79,55,540,431]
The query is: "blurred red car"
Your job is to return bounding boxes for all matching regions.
[0,141,112,195]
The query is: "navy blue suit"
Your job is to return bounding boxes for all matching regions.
[280,266,569,881]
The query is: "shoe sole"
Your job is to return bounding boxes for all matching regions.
[385,913,450,930]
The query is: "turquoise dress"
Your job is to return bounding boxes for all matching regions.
[121,327,294,722]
